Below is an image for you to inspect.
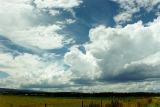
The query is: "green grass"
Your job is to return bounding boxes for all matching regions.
[0,95,160,107]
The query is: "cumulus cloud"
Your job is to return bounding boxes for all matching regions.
[0,0,82,90]
[64,46,101,80]
[77,18,160,84]
[1,0,160,92]
[0,52,71,88]
[112,0,160,24]
[1,17,160,91]
[122,52,160,81]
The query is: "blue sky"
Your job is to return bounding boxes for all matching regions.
[0,0,160,92]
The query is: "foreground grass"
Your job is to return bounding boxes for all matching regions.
[0,95,160,107]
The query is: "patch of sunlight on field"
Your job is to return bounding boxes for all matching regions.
[0,95,160,107]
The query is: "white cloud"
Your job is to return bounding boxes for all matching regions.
[0,0,82,90]
[0,52,71,88]
[1,0,160,92]
[125,52,160,68]
[65,19,76,24]
[113,0,160,24]
[9,25,65,49]
[49,10,60,16]
[0,0,78,50]
[64,46,101,80]
[82,18,160,81]
[34,0,83,9]
[58,17,160,92]
[122,52,160,79]
[0,53,43,77]
[0,0,35,32]
[74,80,160,92]
[114,12,132,25]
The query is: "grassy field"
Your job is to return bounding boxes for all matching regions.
[0,95,160,107]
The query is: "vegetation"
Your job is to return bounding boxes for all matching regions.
[0,89,160,107]
[0,95,160,107]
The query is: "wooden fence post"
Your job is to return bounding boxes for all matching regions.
[82,100,83,107]
[101,99,102,107]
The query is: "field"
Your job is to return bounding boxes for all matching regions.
[1,95,160,107]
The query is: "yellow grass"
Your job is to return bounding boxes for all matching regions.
[0,95,160,107]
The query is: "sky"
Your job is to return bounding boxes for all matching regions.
[0,0,160,92]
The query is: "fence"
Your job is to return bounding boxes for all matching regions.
[6,99,104,107]
[5,98,160,107]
